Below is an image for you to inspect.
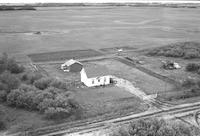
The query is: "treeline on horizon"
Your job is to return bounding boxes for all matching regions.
[0,3,200,8]
[0,5,36,10]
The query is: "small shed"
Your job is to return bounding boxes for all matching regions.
[61,59,83,72]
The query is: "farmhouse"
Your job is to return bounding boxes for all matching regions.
[80,66,112,87]
[61,59,83,72]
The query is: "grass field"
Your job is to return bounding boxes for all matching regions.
[92,59,174,94]
[74,86,147,119]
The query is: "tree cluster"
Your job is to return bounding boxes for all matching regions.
[110,118,200,136]
[0,53,79,120]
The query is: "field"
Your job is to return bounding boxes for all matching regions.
[1,6,200,134]
[0,6,200,61]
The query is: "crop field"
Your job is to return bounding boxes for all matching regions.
[28,49,102,62]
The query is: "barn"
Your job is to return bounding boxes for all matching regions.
[80,66,111,87]
[61,59,83,72]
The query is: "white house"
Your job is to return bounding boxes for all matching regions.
[61,59,83,72]
[80,67,111,87]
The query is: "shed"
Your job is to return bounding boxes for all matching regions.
[61,59,83,72]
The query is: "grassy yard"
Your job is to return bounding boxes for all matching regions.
[74,86,147,119]
[92,59,174,95]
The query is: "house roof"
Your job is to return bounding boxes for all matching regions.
[63,59,82,66]
[84,64,111,78]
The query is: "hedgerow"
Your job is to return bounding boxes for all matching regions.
[146,42,200,59]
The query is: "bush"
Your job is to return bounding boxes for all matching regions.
[7,58,24,74]
[20,71,43,84]
[0,71,21,92]
[37,98,55,112]
[50,79,67,90]
[0,53,24,74]
[34,77,53,90]
[6,89,24,106]
[186,63,200,72]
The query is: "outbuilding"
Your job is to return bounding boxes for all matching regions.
[61,59,83,72]
[80,66,111,87]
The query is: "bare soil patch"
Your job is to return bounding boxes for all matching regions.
[28,49,102,62]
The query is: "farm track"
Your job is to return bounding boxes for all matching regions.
[114,56,181,87]
[22,102,200,136]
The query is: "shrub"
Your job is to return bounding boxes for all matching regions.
[0,53,24,74]
[50,79,67,90]
[0,71,21,92]
[6,89,24,106]
[34,77,53,90]
[20,71,43,84]
[37,98,55,112]
[186,63,200,72]
[7,58,24,74]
